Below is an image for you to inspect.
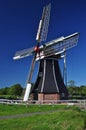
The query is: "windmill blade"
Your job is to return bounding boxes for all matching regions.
[13,47,34,60]
[44,32,79,54]
[36,32,79,60]
[23,53,37,101]
[40,3,51,41]
[36,3,51,42]
[28,54,37,83]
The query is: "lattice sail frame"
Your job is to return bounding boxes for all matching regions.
[13,47,34,60]
[36,32,79,60]
[13,32,79,60]
[36,3,51,42]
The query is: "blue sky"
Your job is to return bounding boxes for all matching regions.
[0,0,86,88]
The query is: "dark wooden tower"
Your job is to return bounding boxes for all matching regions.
[31,58,68,101]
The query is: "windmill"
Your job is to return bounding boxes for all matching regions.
[13,3,79,102]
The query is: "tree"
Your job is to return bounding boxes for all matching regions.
[80,85,86,96]
[9,84,23,96]
[68,80,75,87]
[0,87,9,95]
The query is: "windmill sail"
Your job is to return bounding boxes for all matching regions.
[13,47,34,60]
[44,32,79,56]
[36,32,79,60]
[36,3,51,42]
[13,32,79,61]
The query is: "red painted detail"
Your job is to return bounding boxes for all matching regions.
[34,46,39,52]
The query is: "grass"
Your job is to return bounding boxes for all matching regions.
[0,104,69,116]
[0,104,86,130]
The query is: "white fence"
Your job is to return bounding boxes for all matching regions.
[0,99,86,109]
[0,99,22,104]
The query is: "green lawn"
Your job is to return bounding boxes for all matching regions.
[0,104,68,116]
[0,104,86,130]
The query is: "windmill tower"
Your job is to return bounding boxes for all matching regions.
[13,3,79,102]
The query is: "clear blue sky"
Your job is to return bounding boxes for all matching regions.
[0,0,86,88]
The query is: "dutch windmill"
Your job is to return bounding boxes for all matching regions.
[13,3,79,102]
